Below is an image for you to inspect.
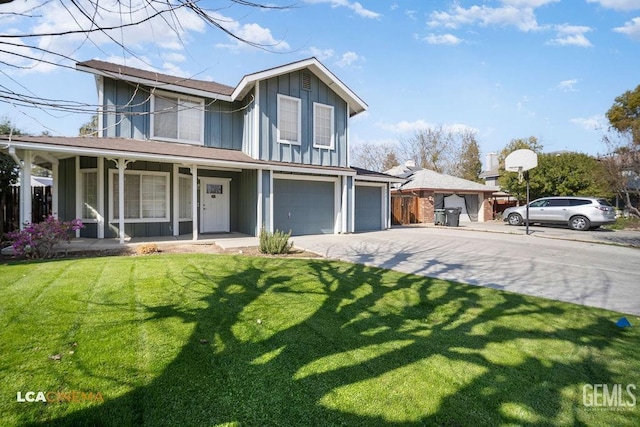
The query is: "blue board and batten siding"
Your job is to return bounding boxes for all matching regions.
[101,79,247,150]
[258,71,348,168]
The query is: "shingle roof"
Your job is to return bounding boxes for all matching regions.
[390,168,499,192]
[77,60,235,96]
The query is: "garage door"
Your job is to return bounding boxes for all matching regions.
[274,179,334,236]
[355,185,383,231]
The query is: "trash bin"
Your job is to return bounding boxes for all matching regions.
[434,209,446,225]
[445,207,461,227]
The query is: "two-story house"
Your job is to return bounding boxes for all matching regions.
[1,58,399,243]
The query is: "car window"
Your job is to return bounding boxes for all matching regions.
[529,199,549,208]
[548,199,570,207]
[597,199,613,207]
[569,199,591,206]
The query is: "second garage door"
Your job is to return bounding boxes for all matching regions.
[274,179,335,236]
[355,185,383,231]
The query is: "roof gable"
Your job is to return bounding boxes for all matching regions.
[232,57,367,117]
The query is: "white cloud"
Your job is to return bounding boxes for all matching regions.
[570,115,606,131]
[216,20,290,52]
[427,1,558,32]
[405,10,418,20]
[557,79,578,91]
[304,47,335,61]
[335,51,363,68]
[376,120,478,134]
[424,33,463,45]
[586,0,640,11]
[614,17,640,40]
[547,24,593,47]
[304,0,382,19]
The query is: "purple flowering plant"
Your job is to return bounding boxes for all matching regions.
[7,216,84,259]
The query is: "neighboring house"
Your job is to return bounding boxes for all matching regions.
[387,161,499,225]
[1,58,400,242]
[479,152,517,217]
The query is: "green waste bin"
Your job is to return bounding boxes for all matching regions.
[434,209,446,225]
[445,207,461,227]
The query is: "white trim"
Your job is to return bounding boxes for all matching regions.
[354,181,387,188]
[387,183,392,229]
[97,157,104,238]
[108,170,171,223]
[150,90,205,145]
[172,164,179,235]
[257,169,263,233]
[276,94,301,145]
[253,81,260,158]
[355,176,404,184]
[269,169,274,233]
[273,173,339,183]
[334,179,341,233]
[75,156,81,237]
[341,176,348,233]
[354,181,387,232]
[191,165,198,241]
[345,102,350,167]
[96,76,104,137]
[350,176,355,233]
[51,161,59,220]
[313,102,335,150]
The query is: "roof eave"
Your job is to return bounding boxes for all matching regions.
[76,63,234,102]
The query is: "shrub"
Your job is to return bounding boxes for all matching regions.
[7,216,83,259]
[136,243,159,255]
[259,228,293,255]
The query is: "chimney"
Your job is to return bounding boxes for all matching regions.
[484,153,498,171]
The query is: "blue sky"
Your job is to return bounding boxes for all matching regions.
[2,0,640,163]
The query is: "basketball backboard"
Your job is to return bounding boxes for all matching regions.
[505,149,538,172]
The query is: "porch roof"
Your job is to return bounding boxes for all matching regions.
[0,135,356,175]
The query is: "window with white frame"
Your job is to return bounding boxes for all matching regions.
[313,102,334,149]
[111,171,169,222]
[151,91,204,144]
[277,94,301,144]
[82,170,98,221]
[178,175,193,220]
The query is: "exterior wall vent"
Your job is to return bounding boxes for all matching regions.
[301,72,312,91]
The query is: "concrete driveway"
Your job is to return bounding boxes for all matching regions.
[293,226,640,316]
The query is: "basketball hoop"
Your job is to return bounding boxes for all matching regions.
[504,149,539,236]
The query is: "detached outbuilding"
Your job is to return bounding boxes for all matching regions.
[387,163,499,225]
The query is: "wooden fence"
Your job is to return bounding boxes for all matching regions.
[1,186,53,233]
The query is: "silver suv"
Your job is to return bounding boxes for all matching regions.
[502,197,616,231]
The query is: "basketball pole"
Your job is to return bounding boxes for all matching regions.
[525,170,530,236]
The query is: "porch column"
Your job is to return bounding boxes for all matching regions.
[268,169,274,233]
[117,159,126,244]
[20,150,33,229]
[341,175,348,233]
[257,169,262,234]
[51,159,59,220]
[190,165,198,241]
[172,164,179,237]
[97,157,104,239]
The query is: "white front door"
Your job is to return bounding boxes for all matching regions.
[200,178,230,233]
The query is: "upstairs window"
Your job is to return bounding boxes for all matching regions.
[313,102,334,149]
[151,91,204,145]
[277,94,301,144]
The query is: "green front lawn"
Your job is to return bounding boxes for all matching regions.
[1,254,638,426]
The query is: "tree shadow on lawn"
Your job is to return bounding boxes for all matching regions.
[25,255,637,426]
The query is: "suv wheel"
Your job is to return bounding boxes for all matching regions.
[569,215,590,231]
[507,213,523,226]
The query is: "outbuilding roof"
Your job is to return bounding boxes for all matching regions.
[388,167,499,193]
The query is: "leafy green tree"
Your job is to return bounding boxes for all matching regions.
[79,114,98,137]
[500,152,610,202]
[454,134,482,182]
[606,84,640,145]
